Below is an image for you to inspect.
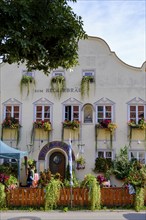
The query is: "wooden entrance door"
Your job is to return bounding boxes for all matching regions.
[49,152,66,179]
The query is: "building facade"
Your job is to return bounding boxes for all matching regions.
[0,36,146,185]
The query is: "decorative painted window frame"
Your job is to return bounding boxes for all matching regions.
[3,98,22,122]
[127,97,145,124]
[62,98,82,141]
[33,98,53,122]
[94,97,115,123]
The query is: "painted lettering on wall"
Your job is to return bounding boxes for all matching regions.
[35,87,81,93]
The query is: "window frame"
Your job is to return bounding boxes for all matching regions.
[96,105,113,123]
[34,105,51,122]
[128,105,145,124]
[96,150,114,160]
[129,151,146,164]
[3,99,21,123]
[64,105,80,121]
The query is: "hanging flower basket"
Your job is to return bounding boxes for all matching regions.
[76,156,85,170]
[1,117,21,145]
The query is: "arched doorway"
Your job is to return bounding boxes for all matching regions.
[38,141,75,179]
[49,151,65,179]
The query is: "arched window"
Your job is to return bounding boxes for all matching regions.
[83,104,93,123]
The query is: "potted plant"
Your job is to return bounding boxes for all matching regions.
[1,117,21,145]
[97,174,110,187]
[20,75,36,96]
[80,75,94,98]
[50,75,66,98]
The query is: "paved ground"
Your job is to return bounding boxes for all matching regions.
[0,210,146,220]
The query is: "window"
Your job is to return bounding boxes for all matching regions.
[5,105,20,120]
[35,105,50,122]
[97,105,112,123]
[22,69,35,77]
[94,98,115,124]
[129,151,146,164]
[3,99,21,121]
[97,150,113,161]
[127,98,145,123]
[65,105,79,121]
[129,105,144,123]
[33,98,53,122]
[52,70,65,77]
[82,70,95,77]
[62,98,81,122]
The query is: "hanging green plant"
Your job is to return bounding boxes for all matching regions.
[44,177,62,210]
[80,76,94,98]
[81,174,101,210]
[50,75,66,98]
[20,75,36,96]
[0,183,6,209]
[1,117,21,146]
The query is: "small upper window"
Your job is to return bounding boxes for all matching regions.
[83,70,95,77]
[22,70,35,78]
[52,70,65,77]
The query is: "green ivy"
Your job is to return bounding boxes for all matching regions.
[134,187,145,212]
[0,183,6,209]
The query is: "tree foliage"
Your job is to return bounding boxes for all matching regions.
[0,0,87,74]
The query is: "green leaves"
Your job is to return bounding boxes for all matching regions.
[0,0,87,74]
